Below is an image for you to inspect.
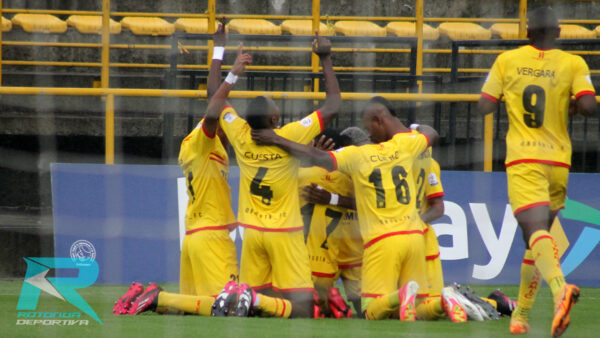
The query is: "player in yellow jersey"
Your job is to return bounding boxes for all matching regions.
[208,32,342,318]
[478,7,596,336]
[297,130,360,318]
[252,97,469,323]
[114,19,248,316]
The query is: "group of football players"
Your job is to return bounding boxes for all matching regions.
[113,7,595,337]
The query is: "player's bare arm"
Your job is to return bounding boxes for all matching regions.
[203,44,252,134]
[302,184,356,210]
[420,196,444,224]
[477,96,498,116]
[251,128,335,170]
[572,95,597,117]
[206,16,227,100]
[312,32,342,125]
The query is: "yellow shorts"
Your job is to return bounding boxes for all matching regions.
[424,225,443,296]
[506,162,569,215]
[179,229,238,297]
[361,233,427,312]
[240,228,314,293]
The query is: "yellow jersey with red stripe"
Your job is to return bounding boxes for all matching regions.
[329,130,430,248]
[178,119,236,233]
[298,167,358,276]
[412,148,444,216]
[481,45,596,167]
[219,106,324,231]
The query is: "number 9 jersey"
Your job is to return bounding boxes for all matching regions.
[219,105,325,231]
[481,45,595,168]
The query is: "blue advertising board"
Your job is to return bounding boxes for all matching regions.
[51,163,600,286]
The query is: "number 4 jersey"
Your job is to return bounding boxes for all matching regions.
[481,45,595,168]
[329,130,430,247]
[219,105,324,231]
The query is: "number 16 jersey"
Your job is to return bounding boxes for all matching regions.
[481,45,595,168]
[219,106,324,231]
[329,130,430,247]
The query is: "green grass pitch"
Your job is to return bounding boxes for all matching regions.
[2,280,599,337]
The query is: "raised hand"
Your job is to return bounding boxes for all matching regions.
[214,16,227,47]
[312,31,332,57]
[231,43,252,76]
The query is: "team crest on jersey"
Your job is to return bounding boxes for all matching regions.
[223,112,237,123]
[428,173,439,186]
[300,116,313,127]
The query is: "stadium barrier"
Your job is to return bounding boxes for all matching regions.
[51,163,600,287]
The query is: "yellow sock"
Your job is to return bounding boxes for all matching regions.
[416,296,444,320]
[481,297,498,309]
[255,294,292,318]
[364,291,399,320]
[529,230,565,298]
[157,291,214,316]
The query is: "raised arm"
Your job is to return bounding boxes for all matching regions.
[251,129,335,171]
[203,44,252,134]
[207,17,227,100]
[312,32,342,125]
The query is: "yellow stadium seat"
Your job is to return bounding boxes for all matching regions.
[228,19,281,35]
[67,15,121,34]
[386,22,439,40]
[2,16,12,32]
[174,18,223,34]
[490,23,519,39]
[559,24,595,39]
[280,20,333,36]
[438,22,491,40]
[334,21,386,37]
[120,17,175,36]
[11,14,67,33]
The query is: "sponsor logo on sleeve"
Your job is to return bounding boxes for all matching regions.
[300,116,313,127]
[428,173,439,186]
[223,112,237,123]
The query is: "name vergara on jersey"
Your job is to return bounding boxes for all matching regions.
[516,67,555,79]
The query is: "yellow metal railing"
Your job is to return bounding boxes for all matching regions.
[0,0,598,170]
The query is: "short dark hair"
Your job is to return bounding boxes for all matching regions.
[528,7,559,30]
[315,128,348,150]
[365,96,398,117]
[245,96,271,129]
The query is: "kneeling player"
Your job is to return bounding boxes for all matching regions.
[252,97,468,322]
[113,21,244,316]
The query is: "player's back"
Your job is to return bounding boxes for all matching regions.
[483,45,595,166]
[219,106,324,231]
[178,120,236,232]
[331,131,430,246]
